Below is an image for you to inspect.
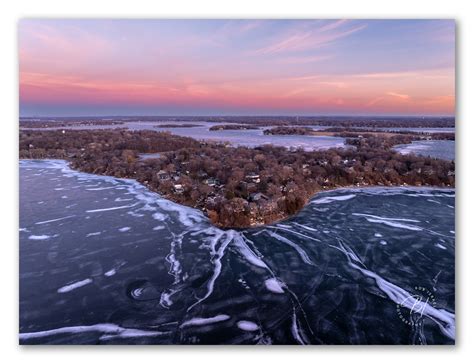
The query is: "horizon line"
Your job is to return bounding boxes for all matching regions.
[19,114,456,119]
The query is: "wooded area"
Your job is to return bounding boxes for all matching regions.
[20,129,455,228]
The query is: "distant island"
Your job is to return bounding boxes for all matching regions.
[209,124,259,131]
[263,125,454,146]
[20,125,455,228]
[264,126,315,135]
[20,119,125,129]
[204,116,455,128]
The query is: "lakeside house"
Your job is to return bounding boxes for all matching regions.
[245,172,260,183]
[197,170,208,178]
[156,170,170,181]
[204,177,221,187]
[249,192,269,202]
[173,184,184,194]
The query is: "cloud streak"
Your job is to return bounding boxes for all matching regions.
[386,91,410,100]
[253,21,367,55]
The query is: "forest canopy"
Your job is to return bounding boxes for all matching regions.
[20,129,455,228]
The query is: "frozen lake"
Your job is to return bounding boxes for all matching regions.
[20,160,455,344]
[393,140,455,161]
[22,121,345,151]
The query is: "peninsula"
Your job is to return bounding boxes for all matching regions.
[20,127,455,228]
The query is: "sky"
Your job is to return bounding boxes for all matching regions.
[19,19,455,117]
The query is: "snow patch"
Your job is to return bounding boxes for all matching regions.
[312,194,356,204]
[35,215,75,225]
[19,323,165,342]
[237,320,259,332]
[353,213,422,231]
[57,278,93,293]
[28,235,52,240]
[264,278,285,294]
[104,269,116,277]
[180,314,230,328]
[86,203,138,213]
[152,212,167,221]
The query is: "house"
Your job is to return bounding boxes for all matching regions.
[156,170,170,181]
[204,178,220,187]
[197,170,208,178]
[245,172,260,183]
[204,195,219,206]
[249,192,269,202]
[173,184,184,194]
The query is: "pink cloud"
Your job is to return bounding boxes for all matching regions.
[386,91,410,100]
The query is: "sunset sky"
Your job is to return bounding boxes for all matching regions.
[19,19,455,116]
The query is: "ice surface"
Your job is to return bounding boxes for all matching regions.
[19,323,165,341]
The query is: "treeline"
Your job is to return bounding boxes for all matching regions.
[20,120,124,129]
[19,129,202,160]
[20,116,455,129]
[340,132,454,150]
[263,126,314,135]
[322,127,455,137]
[206,116,454,128]
[20,129,455,228]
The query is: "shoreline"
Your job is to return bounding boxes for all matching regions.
[19,157,455,230]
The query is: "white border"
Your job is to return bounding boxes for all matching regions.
[2,0,472,362]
